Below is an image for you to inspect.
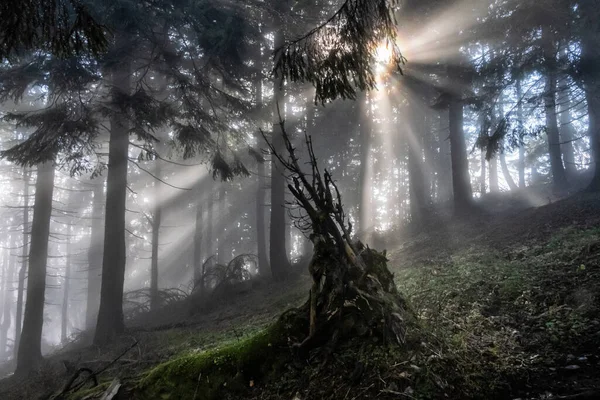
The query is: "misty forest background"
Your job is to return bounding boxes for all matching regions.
[0,0,599,392]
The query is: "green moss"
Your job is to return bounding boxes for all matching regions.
[66,381,111,400]
[135,322,291,400]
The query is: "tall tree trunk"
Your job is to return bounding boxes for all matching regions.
[15,162,55,376]
[0,233,15,358]
[557,76,578,178]
[480,150,486,194]
[86,178,104,331]
[150,164,162,311]
[498,100,518,191]
[193,199,203,292]
[269,27,291,280]
[448,95,473,214]
[94,46,131,346]
[579,1,600,191]
[500,153,518,191]
[253,50,270,276]
[542,26,568,190]
[478,113,486,194]
[61,228,71,343]
[407,106,429,225]
[14,168,30,358]
[489,157,499,192]
[437,111,452,202]
[205,180,213,258]
[488,105,499,192]
[516,79,526,188]
[217,183,229,263]
[358,93,372,238]
[256,159,269,275]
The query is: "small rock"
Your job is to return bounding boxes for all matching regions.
[578,356,588,362]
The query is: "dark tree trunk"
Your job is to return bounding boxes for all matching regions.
[94,48,131,346]
[448,95,473,215]
[542,26,568,190]
[150,164,162,311]
[488,106,499,192]
[498,100,518,191]
[205,180,213,258]
[437,111,452,202]
[422,112,435,202]
[256,159,269,275]
[253,56,270,276]
[584,76,600,191]
[0,233,15,357]
[193,194,203,292]
[480,150,486,194]
[557,77,577,178]
[217,183,229,263]
[500,152,518,191]
[269,28,291,280]
[14,168,30,358]
[15,162,55,376]
[270,129,291,279]
[357,93,372,238]
[516,79,526,188]
[407,106,429,225]
[579,1,600,191]
[489,157,499,192]
[86,178,104,331]
[61,229,71,343]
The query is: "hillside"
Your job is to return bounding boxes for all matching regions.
[1,191,600,400]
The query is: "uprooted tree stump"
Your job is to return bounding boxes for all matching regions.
[136,118,415,400]
[281,240,414,358]
[262,113,415,358]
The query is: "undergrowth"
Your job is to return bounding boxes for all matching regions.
[394,226,600,398]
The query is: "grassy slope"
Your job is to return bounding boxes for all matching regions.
[1,192,599,399]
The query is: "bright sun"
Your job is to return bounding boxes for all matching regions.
[375,43,392,63]
[374,43,393,77]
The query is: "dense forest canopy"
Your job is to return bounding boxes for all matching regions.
[0,0,598,397]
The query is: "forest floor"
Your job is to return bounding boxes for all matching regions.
[1,187,600,400]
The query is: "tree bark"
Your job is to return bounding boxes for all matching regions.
[150,164,162,311]
[205,180,213,259]
[489,106,499,192]
[489,157,499,192]
[217,183,229,263]
[500,152,518,191]
[557,77,578,178]
[579,1,600,191]
[256,159,269,275]
[269,27,291,280]
[86,178,104,331]
[61,228,71,343]
[15,162,55,376]
[480,149,486,194]
[357,93,372,238]
[0,233,15,358]
[437,111,452,202]
[407,106,429,225]
[94,45,131,346]
[542,25,568,190]
[14,168,30,358]
[193,195,203,293]
[516,79,526,188]
[448,94,473,215]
